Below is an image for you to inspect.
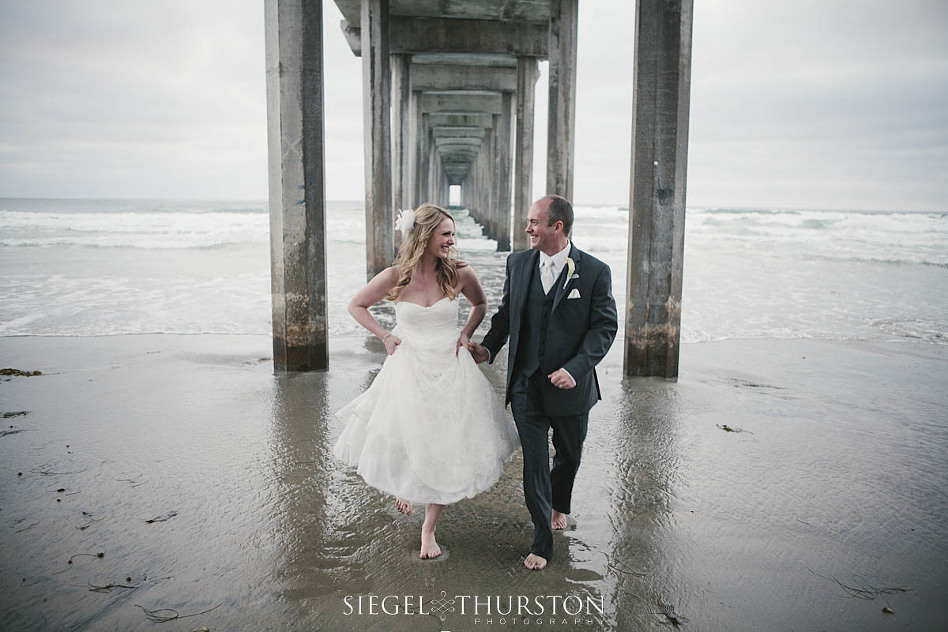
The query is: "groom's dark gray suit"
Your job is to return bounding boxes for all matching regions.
[481,243,617,560]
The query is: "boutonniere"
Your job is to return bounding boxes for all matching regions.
[563,256,577,289]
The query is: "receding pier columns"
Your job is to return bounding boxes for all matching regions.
[624,0,694,378]
[265,2,696,374]
[264,0,329,371]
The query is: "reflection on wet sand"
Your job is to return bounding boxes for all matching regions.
[604,379,686,629]
[270,347,613,630]
[2,334,945,630]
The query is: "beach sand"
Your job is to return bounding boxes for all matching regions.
[1,333,946,631]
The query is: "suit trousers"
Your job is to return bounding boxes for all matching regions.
[510,370,589,560]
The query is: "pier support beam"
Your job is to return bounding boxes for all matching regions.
[361,0,393,279]
[391,53,412,216]
[480,131,493,233]
[493,91,514,251]
[546,0,578,201]
[426,131,437,203]
[414,102,426,206]
[265,0,328,371]
[514,56,537,251]
[624,0,694,378]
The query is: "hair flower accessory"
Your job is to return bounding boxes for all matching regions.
[394,208,415,238]
[563,256,577,289]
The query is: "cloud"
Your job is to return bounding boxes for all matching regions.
[0,1,267,198]
[685,0,948,210]
[0,0,945,210]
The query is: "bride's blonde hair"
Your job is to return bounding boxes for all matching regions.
[389,203,459,302]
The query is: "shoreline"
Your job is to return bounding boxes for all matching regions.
[2,333,947,630]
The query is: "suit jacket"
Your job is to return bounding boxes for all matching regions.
[481,244,618,416]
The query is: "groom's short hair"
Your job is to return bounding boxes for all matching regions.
[545,195,574,236]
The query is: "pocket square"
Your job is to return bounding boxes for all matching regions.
[567,288,581,299]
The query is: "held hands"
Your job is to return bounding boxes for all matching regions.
[466,341,489,364]
[382,332,402,355]
[464,341,573,388]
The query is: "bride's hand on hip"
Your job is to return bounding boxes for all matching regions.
[384,334,402,355]
[456,333,471,356]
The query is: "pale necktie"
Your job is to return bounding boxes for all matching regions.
[541,257,555,294]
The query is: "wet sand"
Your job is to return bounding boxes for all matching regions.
[1,333,947,631]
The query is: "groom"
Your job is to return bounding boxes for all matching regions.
[469,195,618,570]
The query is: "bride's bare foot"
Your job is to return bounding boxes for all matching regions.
[395,498,412,514]
[551,510,568,530]
[524,553,548,570]
[420,528,441,559]
[419,503,445,559]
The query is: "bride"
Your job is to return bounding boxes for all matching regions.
[333,203,519,559]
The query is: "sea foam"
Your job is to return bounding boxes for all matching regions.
[1,199,945,343]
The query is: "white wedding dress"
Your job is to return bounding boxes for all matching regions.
[334,297,519,505]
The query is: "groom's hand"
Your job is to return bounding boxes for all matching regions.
[548,368,576,389]
[467,341,489,364]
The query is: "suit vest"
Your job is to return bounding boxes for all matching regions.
[516,263,558,377]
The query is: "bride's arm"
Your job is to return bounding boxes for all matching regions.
[457,264,487,352]
[349,266,401,353]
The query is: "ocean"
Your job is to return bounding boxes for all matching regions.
[2,198,946,346]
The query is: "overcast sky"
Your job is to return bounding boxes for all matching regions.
[1,1,946,211]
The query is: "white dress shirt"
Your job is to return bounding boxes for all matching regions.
[539,241,572,288]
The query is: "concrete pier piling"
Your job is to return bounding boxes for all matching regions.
[514,56,538,251]
[265,0,329,371]
[625,0,694,378]
[494,91,514,250]
[391,53,412,215]
[546,0,578,201]
[265,1,692,374]
[360,0,394,279]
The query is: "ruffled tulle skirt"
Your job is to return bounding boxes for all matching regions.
[333,300,519,505]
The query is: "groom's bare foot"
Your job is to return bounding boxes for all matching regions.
[396,498,412,514]
[551,510,568,530]
[524,553,548,570]
[420,529,441,559]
